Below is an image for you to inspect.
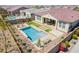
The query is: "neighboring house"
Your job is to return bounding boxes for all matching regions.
[4,6,28,16]
[6,16,19,24]
[5,6,29,23]
[34,8,79,33]
[20,8,50,19]
[0,7,8,16]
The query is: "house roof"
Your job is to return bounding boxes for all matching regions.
[1,5,30,12]
[20,8,50,14]
[36,8,79,22]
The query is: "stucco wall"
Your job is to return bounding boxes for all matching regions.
[20,11,31,18]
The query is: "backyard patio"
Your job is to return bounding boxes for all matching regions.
[12,20,66,53]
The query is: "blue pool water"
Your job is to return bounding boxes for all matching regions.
[21,27,46,42]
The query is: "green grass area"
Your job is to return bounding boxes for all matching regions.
[26,21,52,32]
[44,28,52,32]
[26,21,40,27]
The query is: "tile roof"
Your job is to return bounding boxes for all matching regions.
[1,5,31,11]
[36,8,79,22]
[20,8,50,14]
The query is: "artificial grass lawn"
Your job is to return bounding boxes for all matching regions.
[27,21,52,32]
[45,28,52,32]
[27,21,40,27]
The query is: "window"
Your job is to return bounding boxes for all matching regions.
[36,16,41,21]
[23,12,26,16]
[26,14,30,18]
[62,23,65,29]
[59,22,62,28]
[59,21,66,29]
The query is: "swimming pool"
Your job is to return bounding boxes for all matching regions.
[20,27,46,42]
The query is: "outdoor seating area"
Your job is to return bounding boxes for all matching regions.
[35,36,52,48]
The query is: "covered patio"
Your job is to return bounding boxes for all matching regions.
[43,18,56,26]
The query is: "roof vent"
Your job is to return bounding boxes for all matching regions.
[71,16,74,18]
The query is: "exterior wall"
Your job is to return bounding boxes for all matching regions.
[57,21,70,33]
[20,11,32,18]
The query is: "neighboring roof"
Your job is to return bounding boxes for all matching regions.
[36,8,79,22]
[20,8,50,14]
[1,5,30,11]
[0,7,8,15]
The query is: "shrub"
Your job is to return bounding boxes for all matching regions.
[45,28,52,32]
[75,29,79,36]
[72,34,78,40]
[65,41,70,47]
